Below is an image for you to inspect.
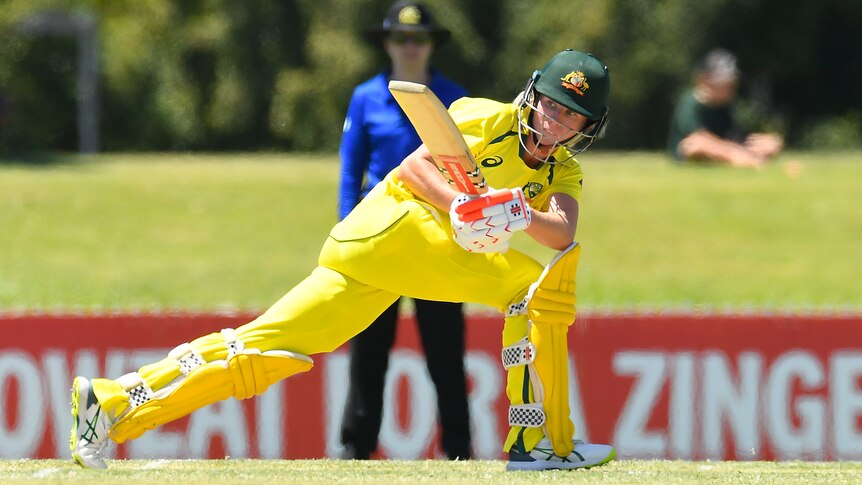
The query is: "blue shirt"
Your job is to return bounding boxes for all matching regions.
[338,70,467,220]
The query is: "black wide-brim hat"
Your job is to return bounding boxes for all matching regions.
[366,1,451,44]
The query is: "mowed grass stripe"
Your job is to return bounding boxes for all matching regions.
[2,459,862,485]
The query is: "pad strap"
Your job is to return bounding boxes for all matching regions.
[168,343,205,376]
[508,403,546,428]
[116,372,154,409]
[506,298,527,317]
[221,328,244,358]
[501,338,536,369]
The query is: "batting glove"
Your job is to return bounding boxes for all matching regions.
[455,187,531,230]
[449,188,531,253]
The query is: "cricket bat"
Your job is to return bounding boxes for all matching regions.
[388,81,487,195]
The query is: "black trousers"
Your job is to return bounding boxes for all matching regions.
[340,298,471,459]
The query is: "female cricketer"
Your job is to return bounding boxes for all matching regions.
[71,49,616,471]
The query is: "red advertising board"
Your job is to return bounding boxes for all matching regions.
[2,312,861,461]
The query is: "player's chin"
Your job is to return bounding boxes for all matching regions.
[535,143,557,156]
[540,130,569,145]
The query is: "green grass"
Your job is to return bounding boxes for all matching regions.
[2,459,862,485]
[1,151,860,312]
[0,153,336,311]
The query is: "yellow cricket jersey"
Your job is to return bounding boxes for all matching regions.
[392,97,585,211]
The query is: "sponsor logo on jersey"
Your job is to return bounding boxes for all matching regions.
[561,71,589,96]
[524,181,543,198]
[480,155,503,168]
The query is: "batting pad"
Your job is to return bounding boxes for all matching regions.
[526,242,580,457]
[109,347,312,443]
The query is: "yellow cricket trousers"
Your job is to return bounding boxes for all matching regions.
[95,182,555,452]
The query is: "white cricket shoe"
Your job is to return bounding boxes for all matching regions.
[70,376,112,469]
[506,438,615,471]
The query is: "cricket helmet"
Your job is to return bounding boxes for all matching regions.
[534,49,610,121]
[517,49,611,160]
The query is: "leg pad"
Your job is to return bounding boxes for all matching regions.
[527,242,580,457]
[109,349,312,443]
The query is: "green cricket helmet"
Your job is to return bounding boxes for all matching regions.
[518,49,610,160]
[535,49,609,120]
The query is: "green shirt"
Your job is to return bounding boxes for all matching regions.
[667,89,735,160]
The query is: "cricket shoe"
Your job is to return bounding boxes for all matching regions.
[506,438,615,471]
[70,376,113,469]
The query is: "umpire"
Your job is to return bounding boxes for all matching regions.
[336,1,471,460]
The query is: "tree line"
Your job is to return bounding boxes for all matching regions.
[0,0,859,154]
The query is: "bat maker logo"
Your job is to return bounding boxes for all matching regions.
[561,71,589,96]
[509,202,523,218]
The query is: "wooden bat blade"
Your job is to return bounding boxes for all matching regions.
[388,80,486,195]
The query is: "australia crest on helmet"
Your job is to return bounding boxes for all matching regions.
[561,71,589,96]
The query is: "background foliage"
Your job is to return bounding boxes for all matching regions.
[0,0,860,154]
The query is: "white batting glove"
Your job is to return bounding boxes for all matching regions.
[450,194,511,253]
[455,187,531,231]
[449,188,531,253]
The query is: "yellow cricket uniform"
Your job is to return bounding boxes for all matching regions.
[94,97,584,454]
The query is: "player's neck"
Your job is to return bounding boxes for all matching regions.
[390,65,430,85]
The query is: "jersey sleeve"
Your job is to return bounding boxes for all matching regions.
[531,162,584,210]
[675,101,705,135]
[667,92,704,157]
[338,90,370,220]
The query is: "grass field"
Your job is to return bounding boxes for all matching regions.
[2,152,861,482]
[1,151,861,312]
[3,459,862,485]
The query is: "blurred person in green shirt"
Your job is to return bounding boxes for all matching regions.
[667,49,783,168]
